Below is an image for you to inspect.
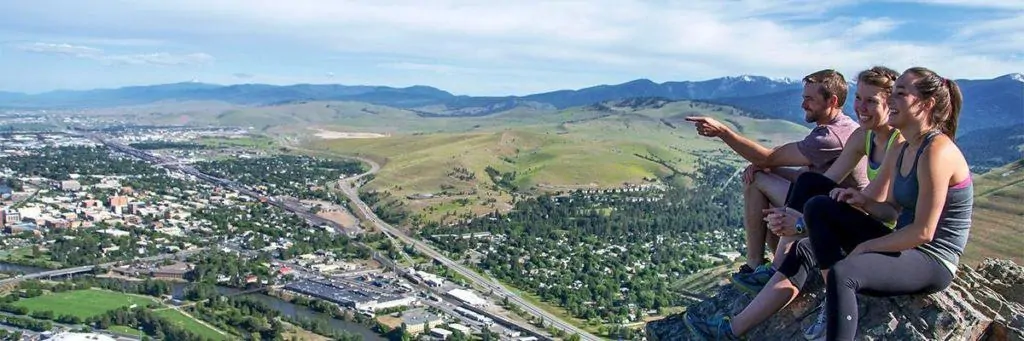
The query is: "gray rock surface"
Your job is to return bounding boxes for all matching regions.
[646,258,1024,340]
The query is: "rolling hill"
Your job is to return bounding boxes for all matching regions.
[5,73,1019,135]
[301,99,808,222]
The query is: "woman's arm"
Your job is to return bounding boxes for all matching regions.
[844,141,903,222]
[855,138,955,254]
[823,127,867,184]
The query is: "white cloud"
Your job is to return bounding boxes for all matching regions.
[100,52,214,66]
[110,1,1016,78]
[14,41,214,66]
[233,72,254,79]
[891,0,1024,10]
[17,42,102,57]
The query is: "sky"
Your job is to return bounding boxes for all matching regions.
[0,0,1021,96]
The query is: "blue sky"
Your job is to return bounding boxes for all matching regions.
[0,0,1021,96]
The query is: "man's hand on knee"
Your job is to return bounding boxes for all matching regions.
[743,164,770,185]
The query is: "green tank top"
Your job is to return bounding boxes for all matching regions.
[865,129,901,181]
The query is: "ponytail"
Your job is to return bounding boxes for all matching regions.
[904,67,962,138]
[942,78,962,138]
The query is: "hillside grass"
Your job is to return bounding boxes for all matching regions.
[305,100,808,222]
[963,160,1024,266]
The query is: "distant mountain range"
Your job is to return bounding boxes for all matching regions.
[2,73,1021,135]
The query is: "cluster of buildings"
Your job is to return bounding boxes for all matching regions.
[112,260,194,280]
[0,133,99,153]
[113,127,249,144]
[1,176,208,243]
[404,269,446,287]
[290,251,367,274]
[284,278,418,314]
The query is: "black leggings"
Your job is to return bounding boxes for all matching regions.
[785,172,839,213]
[801,196,953,341]
[776,172,849,289]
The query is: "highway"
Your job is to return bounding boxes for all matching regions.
[275,139,596,339]
[337,180,601,341]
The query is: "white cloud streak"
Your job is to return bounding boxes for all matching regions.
[15,41,213,66]
[18,42,102,57]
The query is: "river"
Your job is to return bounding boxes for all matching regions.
[169,283,384,341]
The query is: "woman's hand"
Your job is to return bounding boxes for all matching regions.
[830,187,868,208]
[764,207,802,237]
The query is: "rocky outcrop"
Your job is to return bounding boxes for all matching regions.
[646,258,1024,340]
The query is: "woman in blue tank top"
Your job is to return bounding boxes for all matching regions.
[803,67,974,340]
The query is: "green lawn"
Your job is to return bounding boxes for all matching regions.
[154,309,230,341]
[13,289,157,319]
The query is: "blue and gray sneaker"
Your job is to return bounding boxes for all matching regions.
[803,299,828,340]
[684,311,741,341]
[731,263,776,294]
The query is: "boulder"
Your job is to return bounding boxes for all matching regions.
[646,258,1024,340]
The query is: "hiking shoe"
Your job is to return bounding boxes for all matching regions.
[731,263,776,295]
[804,299,828,341]
[736,264,755,275]
[734,258,770,276]
[684,311,740,341]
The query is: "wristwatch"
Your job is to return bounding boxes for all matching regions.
[795,217,806,234]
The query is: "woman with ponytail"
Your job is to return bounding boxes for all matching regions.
[800,67,973,341]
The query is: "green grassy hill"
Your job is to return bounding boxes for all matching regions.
[963,159,1024,266]
[302,99,808,221]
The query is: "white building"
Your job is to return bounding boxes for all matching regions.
[429,328,453,340]
[357,295,418,312]
[447,323,472,335]
[447,288,488,307]
[49,332,118,341]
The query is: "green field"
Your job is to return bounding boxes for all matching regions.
[963,160,1024,266]
[13,289,158,319]
[154,309,230,340]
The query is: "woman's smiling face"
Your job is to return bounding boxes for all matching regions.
[854,83,891,129]
[888,73,927,129]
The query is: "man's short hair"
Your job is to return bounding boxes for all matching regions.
[802,69,848,108]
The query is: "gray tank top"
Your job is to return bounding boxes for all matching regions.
[893,131,973,274]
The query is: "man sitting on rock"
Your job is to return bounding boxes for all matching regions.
[686,69,868,294]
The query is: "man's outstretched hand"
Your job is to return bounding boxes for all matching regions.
[684,116,730,138]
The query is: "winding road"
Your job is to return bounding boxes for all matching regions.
[299,146,601,341]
